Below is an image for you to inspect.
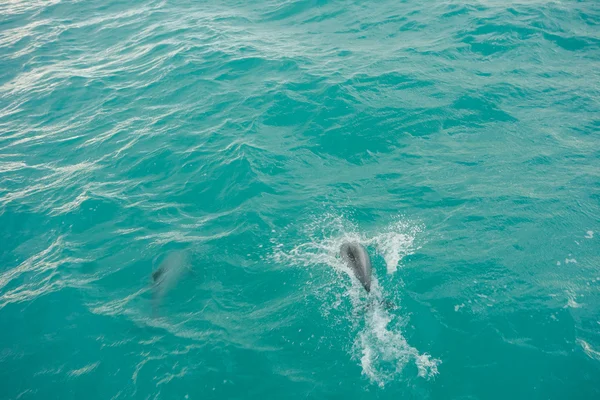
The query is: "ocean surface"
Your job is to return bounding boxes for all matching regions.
[1,0,599,399]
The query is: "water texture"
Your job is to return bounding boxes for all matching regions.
[1,0,599,399]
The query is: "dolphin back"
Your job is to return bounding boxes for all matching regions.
[340,242,372,292]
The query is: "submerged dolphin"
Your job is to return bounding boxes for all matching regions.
[151,251,191,309]
[340,241,372,292]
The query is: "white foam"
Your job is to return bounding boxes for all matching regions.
[415,352,440,378]
[585,231,594,239]
[272,214,439,386]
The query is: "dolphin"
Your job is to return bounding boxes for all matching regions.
[340,241,372,292]
[151,251,191,311]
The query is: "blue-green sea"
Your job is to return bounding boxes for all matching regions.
[1,0,599,399]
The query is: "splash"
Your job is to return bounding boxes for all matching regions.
[354,292,439,387]
[368,219,422,274]
[272,214,439,386]
[272,214,420,275]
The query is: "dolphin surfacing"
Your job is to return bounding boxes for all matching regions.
[340,241,372,292]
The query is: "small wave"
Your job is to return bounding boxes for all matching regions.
[0,235,92,309]
[564,290,583,309]
[69,361,100,377]
[273,213,439,386]
[577,339,600,361]
[0,0,62,17]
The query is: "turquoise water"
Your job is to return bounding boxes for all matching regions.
[1,0,599,398]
